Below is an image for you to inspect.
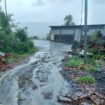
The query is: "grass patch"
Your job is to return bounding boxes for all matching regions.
[3,57,14,63]
[75,76,96,84]
[95,60,103,68]
[65,57,84,68]
[85,65,96,73]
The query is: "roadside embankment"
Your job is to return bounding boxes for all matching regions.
[58,53,105,105]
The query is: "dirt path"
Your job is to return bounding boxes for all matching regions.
[0,40,72,105]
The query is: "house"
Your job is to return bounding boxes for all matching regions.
[49,24,105,43]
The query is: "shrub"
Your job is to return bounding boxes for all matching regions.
[3,57,14,63]
[85,65,96,73]
[4,46,13,53]
[16,28,28,42]
[75,76,96,84]
[0,8,35,55]
[95,60,103,68]
[65,57,84,68]
[88,53,104,64]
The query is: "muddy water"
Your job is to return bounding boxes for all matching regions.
[0,40,72,105]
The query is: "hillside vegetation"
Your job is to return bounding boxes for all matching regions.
[0,8,36,56]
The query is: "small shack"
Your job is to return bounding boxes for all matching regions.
[49,24,105,43]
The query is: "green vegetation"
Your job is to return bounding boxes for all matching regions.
[88,32,105,54]
[65,57,98,72]
[75,76,96,84]
[65,57,84,67]
[2,57,14,63]
[46,33,50,40]
[64,14,75,26]
[0,8,36,56]
[87,32,105,65]
[95,60,103,68]
[85,65,96,73]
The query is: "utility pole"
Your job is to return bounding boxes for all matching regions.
[4,0,7,16]
[84,0,88,64]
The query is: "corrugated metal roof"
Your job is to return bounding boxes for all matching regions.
[49,24,105,29]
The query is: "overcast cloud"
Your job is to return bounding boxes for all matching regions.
[0,0,105,36]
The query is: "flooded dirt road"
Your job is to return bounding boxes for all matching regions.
[0,40,72,105]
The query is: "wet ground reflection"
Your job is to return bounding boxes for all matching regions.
[0,40,72,105]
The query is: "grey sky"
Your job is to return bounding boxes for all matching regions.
[0,0,105,36]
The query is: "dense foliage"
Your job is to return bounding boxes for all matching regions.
[88,31,105,54]
[0,8,35,55]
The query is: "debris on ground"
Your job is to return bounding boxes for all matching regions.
[60,53,105,105]
[0,53,14,71]
[57,92,105,105]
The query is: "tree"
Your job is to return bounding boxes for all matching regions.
[64,14,75,26]
[0,8,35,54]
[16,27,28,42]
[0,9,11,33]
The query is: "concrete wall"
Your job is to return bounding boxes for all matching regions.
[51,29,61,35]
[50,34,54,40]
[101,26,105,35]
[61,29,74,35]
[50,26,105,42]
[50,28,81,42]
[74,29,81,41]
[87,29,97,35]
[87,27,105,35]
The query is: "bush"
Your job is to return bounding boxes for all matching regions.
[75,76,96,84]
[0,8,36,55]
[3,57,14,63]
[85,65,96,73]
[16,28,28,42]
[4,46,13,53]
[95,60,103,68]
[65,57,84,67]
[88,54,104,64]
[0,29,35,55]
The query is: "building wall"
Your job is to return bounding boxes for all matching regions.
[61,29,74,35]
[87,29,97,35]
[50,29,75,42]
[50,34,54,40]
[101,26,105,35]
[50,26,105,42]
[74,29,81,41]
[50,28,81,42]
[51,29,61,35]
[87,27,105,35]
